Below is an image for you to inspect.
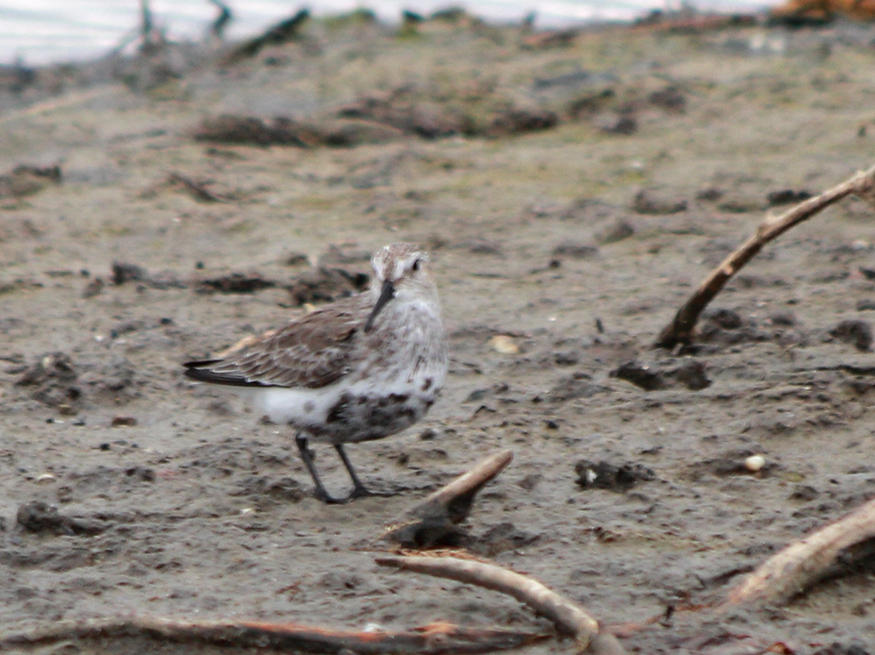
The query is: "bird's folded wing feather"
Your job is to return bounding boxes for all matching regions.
[185,297,366,389]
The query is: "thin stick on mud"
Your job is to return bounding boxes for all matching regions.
[168,172,229,203]
[724,495,875,607]
[655,163,875,349]
[381,450,513,547]
[376,555,627,655]
[0,615,543,654]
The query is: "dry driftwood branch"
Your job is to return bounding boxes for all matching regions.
[655,163,875,349]
[381,450,513,547]
[376,555,627,655]
[724,495,875,606]
[1,615,542,654]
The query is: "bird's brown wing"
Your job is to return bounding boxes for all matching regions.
[184,296,367,389]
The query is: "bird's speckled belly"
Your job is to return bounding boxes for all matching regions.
[309,386,438,443]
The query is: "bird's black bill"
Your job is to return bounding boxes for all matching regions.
[364,279,395,333]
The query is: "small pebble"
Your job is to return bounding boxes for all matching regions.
[745,454,766,472]
[36,473,56,484]
[489,335,520,355]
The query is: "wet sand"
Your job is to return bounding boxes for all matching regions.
[1,14,875,654]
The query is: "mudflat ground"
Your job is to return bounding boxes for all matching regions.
[1,14,875,654]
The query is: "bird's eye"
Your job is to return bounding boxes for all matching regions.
[412,258,421,271]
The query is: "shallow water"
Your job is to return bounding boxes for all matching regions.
[0,0,773,64]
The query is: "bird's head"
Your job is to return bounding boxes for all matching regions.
[365,243,434,332]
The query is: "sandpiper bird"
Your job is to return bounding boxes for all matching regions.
[184,243,448,504]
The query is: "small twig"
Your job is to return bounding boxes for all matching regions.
[139,0,154,42]
[381,450,513,547]
[655,163,875,349]
[724,495,875,607]
[207,0,233,40]
[376,555,627,654]
[168,172,229,203]
[1,615,542,654]
[138,0,164,55]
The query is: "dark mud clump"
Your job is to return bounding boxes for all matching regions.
[830,319,873,352]
[284,268,369,306]
[15,352,81,413]
[0,164,61,198]
[194,114,316,147]
[337,84,558,139]
[16,501,106,536]
[611,359,711,391]
[193,114,403,148]
[111,261,187,290]
[199,272,277,294]
[575,460,656,492]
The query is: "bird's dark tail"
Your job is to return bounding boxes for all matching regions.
[183,359,260,387]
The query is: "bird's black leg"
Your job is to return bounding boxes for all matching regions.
[295,433,345,504]
[334,444,373,501]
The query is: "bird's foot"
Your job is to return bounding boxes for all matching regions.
[312,482,398,504]
[313,486,350,505]
[347,482,375,501]
[353,481,403,499]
